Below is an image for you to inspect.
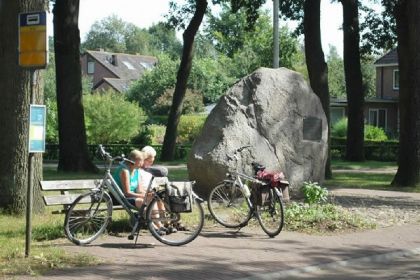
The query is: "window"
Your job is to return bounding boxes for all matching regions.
[87,61,95,74]
[368,109,387,129]
[393,69,399,90]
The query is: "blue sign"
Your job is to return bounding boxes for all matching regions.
[29,105,46,153]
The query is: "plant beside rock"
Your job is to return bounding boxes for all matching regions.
[284,182,375,234]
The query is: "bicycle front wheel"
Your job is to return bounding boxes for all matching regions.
[256,188,284,237]
[208,181,252,228]
[64,191,113,245]
[147,196,204,246]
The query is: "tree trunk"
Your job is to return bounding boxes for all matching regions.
[0,0,45,213]
[391,0,420,187]
[53,0,97,172]
[161,0,208,161]
[303,0,332,178]
[341,0,365,161]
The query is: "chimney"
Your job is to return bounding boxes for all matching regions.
[111,54,118,66]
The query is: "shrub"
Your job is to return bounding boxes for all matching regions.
[144,124,166,144]
[84,91,146,144]
[177,115,206,144]
[300,181,328,205]
[331,118,388,141]
[331,118,348,138]
[365,124,388,141]
[152,88,205,115]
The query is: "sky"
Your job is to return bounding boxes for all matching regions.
[48,0,345,56]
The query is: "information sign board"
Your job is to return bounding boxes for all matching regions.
[29,105,46,153]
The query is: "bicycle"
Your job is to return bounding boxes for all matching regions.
[64,145,205,246]
[207,146,286,237]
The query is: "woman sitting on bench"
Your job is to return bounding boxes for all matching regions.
[112,149,167,235]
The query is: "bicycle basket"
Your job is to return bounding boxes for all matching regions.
[251,182,271,206]
[165,181,193,213]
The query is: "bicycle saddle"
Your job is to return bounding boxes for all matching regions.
[251,162,265,173]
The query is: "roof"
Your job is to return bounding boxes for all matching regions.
[374,48,398,66]
[85,50,157,80]
[93,78,134,93]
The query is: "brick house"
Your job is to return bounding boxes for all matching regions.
[330,49,399,137]
[80,49,158,93]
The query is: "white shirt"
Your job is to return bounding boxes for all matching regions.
[138,169,155,190]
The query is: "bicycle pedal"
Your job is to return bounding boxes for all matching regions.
[127,235,134,240]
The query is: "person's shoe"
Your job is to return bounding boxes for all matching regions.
[166,226,177,234]
[157,227,167,236]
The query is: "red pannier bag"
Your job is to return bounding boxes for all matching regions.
[256,170,285,188]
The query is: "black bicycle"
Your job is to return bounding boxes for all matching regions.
[64,145,205,246]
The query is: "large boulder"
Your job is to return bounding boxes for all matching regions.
[188,67,328,198]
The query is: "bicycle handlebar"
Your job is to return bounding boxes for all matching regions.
[98,145,134,164]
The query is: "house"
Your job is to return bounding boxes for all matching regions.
[330,49,399,137]
[80,49,158,93]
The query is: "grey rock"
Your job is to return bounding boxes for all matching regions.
[188,67,328,198]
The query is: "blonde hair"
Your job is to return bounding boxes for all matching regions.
[141,146,157,158]
[128,149,146,162]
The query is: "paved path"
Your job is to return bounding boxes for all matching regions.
[20,185,420,280]
[20,224,420,280]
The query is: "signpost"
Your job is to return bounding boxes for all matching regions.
[19,11,48,257]
[19,11,48,68]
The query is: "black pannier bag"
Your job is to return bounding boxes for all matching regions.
[251,182,271,206]
[165,181,193,213]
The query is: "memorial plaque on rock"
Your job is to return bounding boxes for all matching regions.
[303,117,322,141]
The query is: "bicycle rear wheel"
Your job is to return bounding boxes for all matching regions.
[208,181,252,228]
[256,188,284,237]
[64,191,112,245]
[147,196,204,246]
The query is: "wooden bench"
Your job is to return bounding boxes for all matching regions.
[40,177,170,214]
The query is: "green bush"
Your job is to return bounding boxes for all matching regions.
[152,88,205,115]
[300,181,328,205]
[331,118,348,138]
[365,124,388,141]
[331,118,388,141]
[144,124,166,144]
[177,115,206,144]
[84,91,146,144]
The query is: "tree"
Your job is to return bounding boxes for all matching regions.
[128,54,179,114]
[327,46,346,98]
[82,15,182,57]
[148,22,183,58]
[82,15,128,53]
[0,0,45,213]
[161,0,208,160]
[204,6,300,73]
[281,0,332,178]
[303,0,332,178]
[391,0,420,186]
[53,0,97,172]
[340,0,365,161]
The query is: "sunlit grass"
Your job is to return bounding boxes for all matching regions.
[331,160,397,170]
[0,211,101,277]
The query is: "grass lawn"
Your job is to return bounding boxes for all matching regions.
[331,159,397,170]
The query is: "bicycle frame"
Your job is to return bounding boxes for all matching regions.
[228,171,283,210]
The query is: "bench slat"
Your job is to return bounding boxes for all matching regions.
[40,180,97,191]
[43,194,91,206]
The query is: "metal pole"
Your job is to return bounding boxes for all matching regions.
[273,0,280,68]
[25,69,36,257]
